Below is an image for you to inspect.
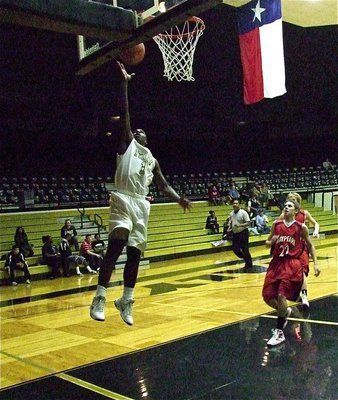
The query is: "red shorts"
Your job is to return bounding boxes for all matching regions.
[262,257,303,302]
[262,279,302,302]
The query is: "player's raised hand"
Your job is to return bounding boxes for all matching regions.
[117,61,135,82]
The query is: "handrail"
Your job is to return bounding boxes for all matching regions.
[94,214,103,235]
[77,207,85,228]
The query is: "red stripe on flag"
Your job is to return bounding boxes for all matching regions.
[239,28,264,105]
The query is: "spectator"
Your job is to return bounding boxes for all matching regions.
[14,226,34,257]
[80,234,102,271]
[247,193,261,218]
[226,183,241,204]
[322,158,333,170]
[5,245,31,285]
[255,209,271,234]
[205,210,220,234]
[208,183,222,206]
[42,235,62,280]
[222,216,233,240]
[59,234,96,276]
[92,233,106,256]
[61,219,79,251]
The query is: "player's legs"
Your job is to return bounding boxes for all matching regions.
[90,227,128,322]
[114,246,141,326]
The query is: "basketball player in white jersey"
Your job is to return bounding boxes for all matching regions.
[90,62,191,325]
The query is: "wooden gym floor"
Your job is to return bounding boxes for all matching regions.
[0,234,337,399]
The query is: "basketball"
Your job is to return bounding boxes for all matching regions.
[119,43,145,66]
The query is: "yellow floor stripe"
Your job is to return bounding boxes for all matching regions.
[57,373,135,400]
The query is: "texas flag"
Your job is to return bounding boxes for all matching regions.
[238,0,286,104]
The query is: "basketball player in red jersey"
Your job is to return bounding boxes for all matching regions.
[278,192,320,309]
[263,200,320,347]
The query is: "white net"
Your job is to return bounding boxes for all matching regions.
[153,16,205,82]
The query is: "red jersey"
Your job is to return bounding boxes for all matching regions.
[295,209,306,224]
[80,240,92,256]
[271,220,304,259]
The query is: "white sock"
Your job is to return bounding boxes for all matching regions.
[123,286,134,300]
[86,265,93,272]
[76,266,80,274]
[96,285,106,298]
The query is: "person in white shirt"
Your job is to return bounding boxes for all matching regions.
[228,199,253,269]
[90,62,191,326]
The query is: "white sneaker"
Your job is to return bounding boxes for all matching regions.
[77,272,84,277]
[26,279,31,284]
[114,297,135,326]
[283,307,292,329]
[300,292,310,310]
[11,281,18,286]
[267,329,285,347]
[90,296,106,321]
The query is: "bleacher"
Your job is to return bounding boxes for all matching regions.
[1,196,336,285]
[1,164,337,211]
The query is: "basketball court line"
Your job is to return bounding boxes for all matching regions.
[57,373,134,400]
[0,348,133,400]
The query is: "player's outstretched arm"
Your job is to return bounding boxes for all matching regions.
[301,224,321,276]
[116,62,135,152]
[152,160,191,212]
[305,210,320,238]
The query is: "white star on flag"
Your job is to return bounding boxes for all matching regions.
[251,0,266,22]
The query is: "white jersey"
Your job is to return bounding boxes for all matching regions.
[115,139,156,197]
[230,209,250,233]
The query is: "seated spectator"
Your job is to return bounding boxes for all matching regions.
[92,233,106,256]
[226,183,241,204]
[14,226,34,257]
[205,210,220,234]
[323,158,334,170]
[61,219,79,251]
[80,234,102,271]
[246,206,260,235]
[255,209,271,234]
[5,245,31,285]
[208,184,223,206]
[269,192,286,210]
[222,216,233,240]
[42,235,63,279]
[59,234,96,276]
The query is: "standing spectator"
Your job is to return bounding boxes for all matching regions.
[5,245,31,285]
[14,226,34,257]
[90,62,191,325]
[59,234,96,276]
[228,199,253,270]
[205,210,220,234]
[247,193,261,218]
[42,235,62,280]
[61,219,79,251]
[80,234,102,271]
[263,199,320,347]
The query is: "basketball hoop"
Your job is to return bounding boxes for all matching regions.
[153,16,205,82]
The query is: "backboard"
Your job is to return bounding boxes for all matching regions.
[76,0,223,75]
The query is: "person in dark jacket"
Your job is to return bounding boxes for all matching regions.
[60,219,79,251]
[14,226,34,257]
[5,245,31,285]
